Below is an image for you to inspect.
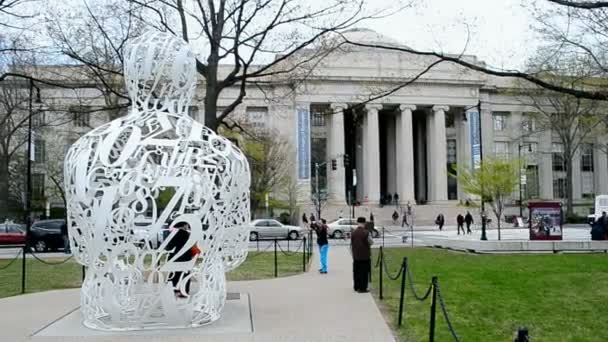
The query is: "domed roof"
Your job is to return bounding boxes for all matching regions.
[340,28,406,48]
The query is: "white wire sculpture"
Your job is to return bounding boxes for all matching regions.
[63,31,251,331]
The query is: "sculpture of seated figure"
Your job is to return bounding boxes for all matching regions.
[63,31,250,331]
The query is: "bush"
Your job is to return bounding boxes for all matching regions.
[565,213,587,224]
[278,212,291,225]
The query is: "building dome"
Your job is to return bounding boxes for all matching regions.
[340,28,406,48]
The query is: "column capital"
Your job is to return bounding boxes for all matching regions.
[330,102,348,111]
[365,103,383,112]
[432,105,450,112]
[399,104,417,112]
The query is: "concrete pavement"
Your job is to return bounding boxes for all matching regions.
[0,245,396,342]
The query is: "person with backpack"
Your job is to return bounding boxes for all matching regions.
[435,213,445,231]
[465,211,474,234]
[165,221,201,297]
[456,214,465,235]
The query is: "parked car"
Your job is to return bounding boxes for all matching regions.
[0,223,26,245]
[248,219,302,241]
[29,219,66,252]
[587,195,608,225]
[327,218,380,239]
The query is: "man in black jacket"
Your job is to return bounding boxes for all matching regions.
[165,221,195,297]
[351,217,373,293]
[464,211,474,234]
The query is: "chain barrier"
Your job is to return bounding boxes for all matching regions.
[0,249,23,270]
[406,265,433,301]
[381,254,403,281]
[29,251,74,265]
[435,281,461,342]
[247,241,276,259]
[277,239,304,256]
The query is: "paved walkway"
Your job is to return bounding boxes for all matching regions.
[0,246,395,342]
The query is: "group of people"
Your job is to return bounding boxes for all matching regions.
[591,211,608,240]
[435,211,475,235]
[307,215,375,293]
[380,192,400,206]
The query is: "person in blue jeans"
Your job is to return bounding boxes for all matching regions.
[313,219,329,274]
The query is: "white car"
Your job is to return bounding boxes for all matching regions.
[587,195,608,225]
[248,219,302,241]
[327,219,380,239]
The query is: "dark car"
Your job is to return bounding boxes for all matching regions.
[29,219,66,252]
[0,223,26,245]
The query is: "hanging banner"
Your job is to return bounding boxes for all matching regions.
[529,201,563,240]
[469,111,481,170]
[297,105,310,179]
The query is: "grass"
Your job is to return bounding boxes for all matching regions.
[0,250,305,299]
[372,248,608,342]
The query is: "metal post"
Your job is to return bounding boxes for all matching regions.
[477,101,488,241]
[397,257,407,326]
[429,276,438,342]
[378,246,383,300]
[315,162,321,220]
[287,238,290,252]
[25,79,34,251]
[515,327,529,342]
[21,245,26,294]
[257,238,259,251]
[274,238,278,278]
[382,227,385,248]
[302,236,307,271]
[82,265,86,282]
[519,144,523,218]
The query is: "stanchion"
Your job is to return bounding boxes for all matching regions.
[274,238,278,278]
[256,239,259,252]
[429,276,438,342]
[382,227,385,248]
[379,246,383,300]
[515,327,529,342]
[82,265,86,281]
[287,239,290,252]
[302,236,307,272]
[21,245,26,294]
[397,257,407,326]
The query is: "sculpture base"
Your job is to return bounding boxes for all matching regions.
[32,293,252,341]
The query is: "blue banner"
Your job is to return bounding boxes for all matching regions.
[469,111,481,170]
[297,106,310,179]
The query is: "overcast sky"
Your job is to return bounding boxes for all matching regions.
[363,0,539,70]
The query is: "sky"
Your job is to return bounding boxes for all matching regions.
[362,0,540,70]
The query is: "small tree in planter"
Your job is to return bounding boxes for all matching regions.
[454,158,520,240]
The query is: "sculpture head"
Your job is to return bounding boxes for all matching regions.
[124,31,197,115]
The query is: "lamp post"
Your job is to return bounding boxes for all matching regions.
[518,143,533,218]
[25,79,41,249]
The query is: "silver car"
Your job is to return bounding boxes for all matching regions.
[248,219,302,241]
[327,218,380,239]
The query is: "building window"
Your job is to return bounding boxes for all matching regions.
[552,143,565,172]
[492,112,508,131]
[33,136,45,163]
[553,177,567,199]
[494,141,510,159]
[525,165,539,199]
[32,174,45,199]
[310,105,328,127]
[521,114,535,133]
[32,112,45,127]
[71,106,91,127]
[582,172,594,198]
[246,106,268,130]
[581,143,594,172]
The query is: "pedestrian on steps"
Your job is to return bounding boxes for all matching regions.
[456,214,465,235]
[392,210,399,224]
[351,217,373,293]
[435,213,445,231]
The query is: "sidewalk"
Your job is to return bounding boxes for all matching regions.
[0,246,396,342]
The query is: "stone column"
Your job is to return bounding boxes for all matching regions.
[539,130,554,199]
[364,104,382,203]
[594,139,608,195]
[328,103,347,204]
[397,105,416,203]
[431,105,449,201]
[458,110,472,199]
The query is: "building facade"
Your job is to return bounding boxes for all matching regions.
[12,28,608,217]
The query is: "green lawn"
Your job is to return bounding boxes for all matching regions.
[372,248,608,342]
[0,251,305,299]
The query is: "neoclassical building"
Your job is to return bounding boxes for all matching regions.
[11,28,608,217]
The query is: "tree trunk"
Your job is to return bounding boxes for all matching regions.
[0,155,10,220]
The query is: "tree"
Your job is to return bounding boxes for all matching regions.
[519,73,607,216]
[40,0,398,131]
[455,158,520,240]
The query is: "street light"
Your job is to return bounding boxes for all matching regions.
[518,143,533,218]
[463,101,487,240]
[25,79,41,249]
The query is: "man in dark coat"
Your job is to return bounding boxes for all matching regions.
[464,211,474,234]
[351,217,373,293]
[435,213,445,231]
[60,221,70,254]
[456,214,465,235]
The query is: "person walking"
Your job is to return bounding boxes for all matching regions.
[401,211,408,228]
[312,219,329,274]
[464,211,474,234]
[369,211,375,224]
[456,214,465,235]
[435,213,445,231]
[394,193,399,205]
[309,213,316,224]
[351,217,373,293]
[392,210,399,224]
[60,221,70,254]
[302,213,308,226]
